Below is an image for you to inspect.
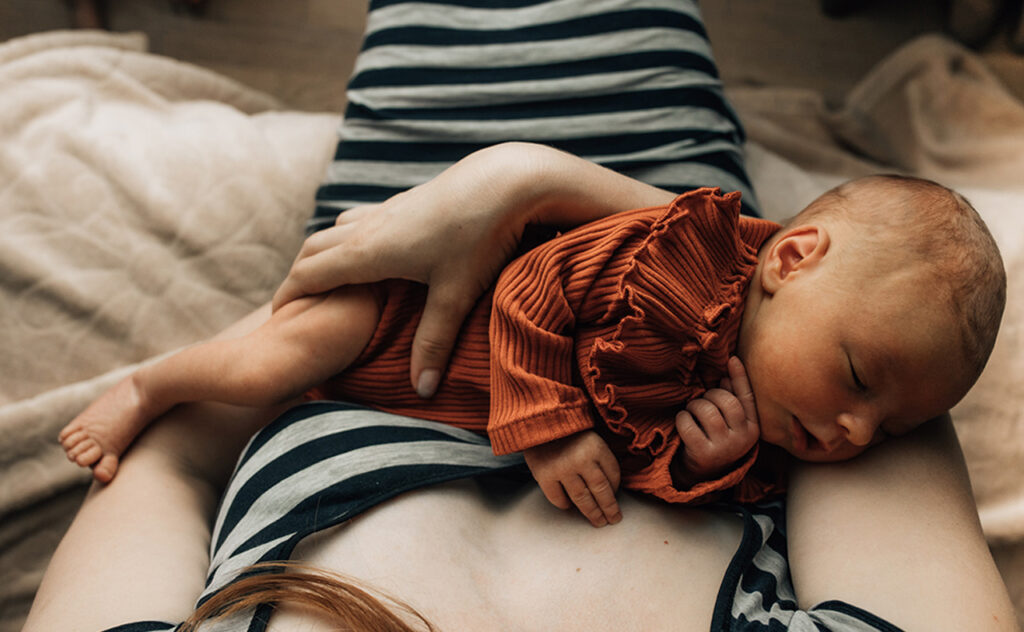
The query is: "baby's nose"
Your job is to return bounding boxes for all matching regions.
[836,412,878,446]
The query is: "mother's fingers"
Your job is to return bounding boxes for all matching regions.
[273,204,391,310]
[410,281,481,397]
[272,239,372,310]
[274,215,410,311]
[332,204,382,226]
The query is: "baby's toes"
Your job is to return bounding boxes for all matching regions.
[60,430,90,463]
[59,424,85,446]
[71,441,104,468]
[93,454,120,483]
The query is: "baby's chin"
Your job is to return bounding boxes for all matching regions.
[785,440,880,463]
[753,413,793,453]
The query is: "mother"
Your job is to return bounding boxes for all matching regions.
[24,1,1016,630]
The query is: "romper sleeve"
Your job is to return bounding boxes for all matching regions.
[486,206,665,456]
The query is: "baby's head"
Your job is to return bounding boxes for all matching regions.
[738,175,1006,462]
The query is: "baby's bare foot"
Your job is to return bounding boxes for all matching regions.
[59,375,153,483]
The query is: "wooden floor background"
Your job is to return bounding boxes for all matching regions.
[2,0,1023,113]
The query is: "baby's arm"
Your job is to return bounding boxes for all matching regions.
[60,285,379,483]
[487,215,635,526]
[671,357,760,488]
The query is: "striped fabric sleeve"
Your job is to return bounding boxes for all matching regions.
[99,622,176,631]
[714,501,906,632]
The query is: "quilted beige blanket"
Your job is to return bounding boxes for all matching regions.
[0,31,1021,629]
[0,31,339,629]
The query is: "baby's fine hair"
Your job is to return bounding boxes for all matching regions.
[791,174,1007,383]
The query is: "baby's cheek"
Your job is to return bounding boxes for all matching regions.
[868,430,889,448]
[752,413,786,448]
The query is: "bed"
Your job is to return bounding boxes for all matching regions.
[0,30,1021,630]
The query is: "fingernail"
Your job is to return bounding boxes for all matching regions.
[416,369,440,398]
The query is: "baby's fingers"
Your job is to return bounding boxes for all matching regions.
[537,478,572,511]
[563,475,613,528]
[675,409,712,446]
[582,463,622,525]
[725,356,758,425]
[693,391,745,433]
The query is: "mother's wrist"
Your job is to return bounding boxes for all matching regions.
[485,142,677,227]
[474,142,571,217]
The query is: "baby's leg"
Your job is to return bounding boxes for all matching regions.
[60,285,380,482]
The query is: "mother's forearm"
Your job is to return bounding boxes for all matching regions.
[785,416,1017,631]
[499,142,677,228]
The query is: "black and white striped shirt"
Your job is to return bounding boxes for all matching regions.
[309,0,760,234]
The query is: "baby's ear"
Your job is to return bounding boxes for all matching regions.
[761,225,830,294]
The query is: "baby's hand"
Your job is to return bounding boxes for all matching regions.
[523,430,622,527]
[675,356,760,477]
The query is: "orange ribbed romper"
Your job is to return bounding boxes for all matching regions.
[317,188,784,503]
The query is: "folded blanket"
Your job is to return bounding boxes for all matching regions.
[733,34,1024,190]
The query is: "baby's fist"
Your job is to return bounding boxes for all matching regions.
[675,357,760,476]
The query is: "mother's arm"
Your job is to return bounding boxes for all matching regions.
[787,415,1017,631]
[22,306,293,632]
[272,142,677,396]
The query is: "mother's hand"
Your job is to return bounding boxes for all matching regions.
[273,143,542,397]
[273,142,675,396]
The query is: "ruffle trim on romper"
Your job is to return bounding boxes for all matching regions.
[583,188,761,469]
